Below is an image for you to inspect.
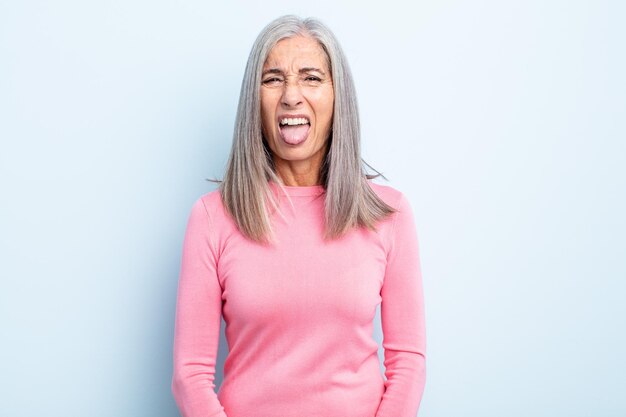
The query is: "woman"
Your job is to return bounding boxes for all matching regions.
[171,15,426,417]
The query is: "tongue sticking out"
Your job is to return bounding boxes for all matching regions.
[280,124,310,145]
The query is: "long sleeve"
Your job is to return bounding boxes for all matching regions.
[375,193,427,417]
[171,198,228,417]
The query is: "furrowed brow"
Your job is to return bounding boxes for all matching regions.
[299,67,326,75]
[262,68,284,77]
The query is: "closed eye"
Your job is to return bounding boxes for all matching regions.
[262,77,283,85]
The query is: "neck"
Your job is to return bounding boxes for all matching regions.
[276,172,321,187]
[272,157,324,187]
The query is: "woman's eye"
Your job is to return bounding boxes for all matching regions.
[305,76,322,82]
[262,78,282,85]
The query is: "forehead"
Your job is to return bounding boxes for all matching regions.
[263,35,330,71]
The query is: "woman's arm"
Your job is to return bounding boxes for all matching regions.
[375,193,427,417]
[171,197,228,417]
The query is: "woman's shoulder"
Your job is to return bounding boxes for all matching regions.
[189,188,233,227]
[366,179,407,210]
[195,188,222,209]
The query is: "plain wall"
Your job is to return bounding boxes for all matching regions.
[1,1,624,416]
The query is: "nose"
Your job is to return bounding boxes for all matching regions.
[280,79,303,107]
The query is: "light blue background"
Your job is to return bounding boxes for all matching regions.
[1,1,624,416]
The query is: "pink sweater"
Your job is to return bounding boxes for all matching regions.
[171,180,426,417]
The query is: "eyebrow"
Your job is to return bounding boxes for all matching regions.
[262,67,327,77]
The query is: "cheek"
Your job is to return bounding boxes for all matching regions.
[260,96,274,135]
[260,96,270,119]
[326,95,335,120]
[319,93,334,127]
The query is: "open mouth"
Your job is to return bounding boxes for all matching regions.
[278,117,311,145]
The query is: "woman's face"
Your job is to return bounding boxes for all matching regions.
[260,35,334,177]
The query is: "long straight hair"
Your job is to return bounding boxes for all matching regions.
[214,15,396,245]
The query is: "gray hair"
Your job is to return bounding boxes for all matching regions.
[214,15,396,244]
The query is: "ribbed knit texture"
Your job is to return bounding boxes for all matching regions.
[171,180,426,417]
